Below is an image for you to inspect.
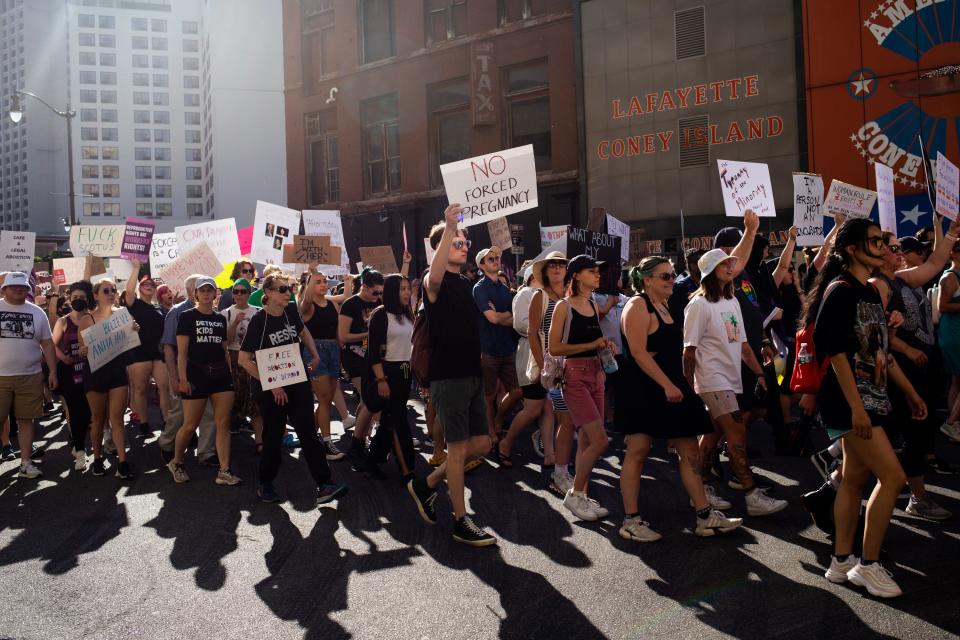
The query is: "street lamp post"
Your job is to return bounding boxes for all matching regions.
[8,90,77,231]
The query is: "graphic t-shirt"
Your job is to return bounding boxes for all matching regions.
[683,295,747,394]
[0,300,52,376]
[240,305,304,353]
[176,308,228,365]
[733,272,764,356]
[340,294,378,359]
[223,305,255,351]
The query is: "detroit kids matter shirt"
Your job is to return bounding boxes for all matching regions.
[176,307,228,365]
[0,299,52,376]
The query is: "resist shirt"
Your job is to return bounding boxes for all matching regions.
[240,305,304,353]
[176,308,228,365]
[0,300,52,376]
[683,295,746,394]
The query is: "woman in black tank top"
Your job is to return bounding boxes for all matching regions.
[299,267,345,459]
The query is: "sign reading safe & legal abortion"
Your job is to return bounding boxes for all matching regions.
[256,343,307,391]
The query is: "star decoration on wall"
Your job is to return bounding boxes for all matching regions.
[900,204,924,226]
[850,72,874,95]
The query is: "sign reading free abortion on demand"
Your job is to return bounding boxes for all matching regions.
[440,144,538,228]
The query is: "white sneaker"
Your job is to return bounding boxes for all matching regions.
[940,421,960,443]
[585,495,610,519]
[847,561,902,598]
[17,462,42,479]
[563,491,599,521]
[215,469,242,486]
[695,510,743,537]
[745,487,788,516]
[167,460,190,483]
[341,414,357,430]
[824,554,858,583]
[693,485,732,510]
[73,449,87,471]
[324,440,346,461]
[550,469,573,496]
[619,516,662,542]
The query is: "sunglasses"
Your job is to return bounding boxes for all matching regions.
[653,272,677,281]
[888,245,902,254]
[485,255,501,262]
[271,285,290,294]
[232,289,249,295]
[240,268,254,274]
[866,236,886,250]
[453,239,471,250]
[100,288,117,295]
[546,261,566,268]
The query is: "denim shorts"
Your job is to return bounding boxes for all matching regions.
[303,339,340,379]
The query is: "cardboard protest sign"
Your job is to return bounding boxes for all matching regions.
[605,214,630,262]
[282,235,343,266]
[567,226,621,294]
[487,217,513,250]
[251,201,301,266]
[149,233,178,275]
[120,218,155,262]
[256,343,308,391]
[158,241,223,293]
[875,162,897,233]
[80,307,141,373]
[0,230,35,272]
[792,173,824,247]
[440,144,538,228]
[717,159,776,217]
[540,224,566,250]
[359,246,399,274]
[175,218,241,266]
[52,257,86,286]
[302,209,350,274]
[935,152,959,221]
[824,180,877,218]
[69,225,124,257]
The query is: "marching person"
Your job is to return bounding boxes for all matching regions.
[51,281,94,470]
[168,276,239,486]
[123,259,169,437]
[238,273,348,505]
[223,277,262,450]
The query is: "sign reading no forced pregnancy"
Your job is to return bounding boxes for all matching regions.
[440,144,538,228]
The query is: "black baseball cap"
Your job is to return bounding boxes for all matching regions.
[899,236,930,254]
[714,227,743,248]
[566,254,604,275]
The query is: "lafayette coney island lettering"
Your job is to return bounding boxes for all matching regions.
[598,74,784,160]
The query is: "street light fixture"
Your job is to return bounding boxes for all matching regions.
[6,90,78,231]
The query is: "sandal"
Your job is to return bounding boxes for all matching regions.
[497,444,513,468]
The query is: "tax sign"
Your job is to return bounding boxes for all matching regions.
[440,144,538,228]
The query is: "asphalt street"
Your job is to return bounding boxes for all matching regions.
[1,400,959,640]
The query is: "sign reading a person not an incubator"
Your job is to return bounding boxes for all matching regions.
[440,145,538,228]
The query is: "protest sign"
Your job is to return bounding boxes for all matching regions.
[35,272,53,299]
[69,225,124,257]
[108,258,134,284]
[90,271,116,285]
[717,159,776,217]
[606,214,630,262]
[423,237,436,264]
[120,218,155,262]
[158,241,223,293]
[510,224,524,256]
[52,257,86,286]
[792,173,824,247]
[440,144,538,228]
[0,230,35,272]
[487,217,513,250]
[237,226,254,256]
[566,226,621,295]
[875,162,897,233]
[80,306,141,373]
[149,233,178,275]
[302,209,350,274]
[252,201,301,266]
[359,246,399,274]
[256,343,308,391]
[282,235,343,266]
[540,224,566,250]
[936,152,959,221]
[824,180,877,218]
[175,218,241,266]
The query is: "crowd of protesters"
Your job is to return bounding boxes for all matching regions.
[1,203,958,598]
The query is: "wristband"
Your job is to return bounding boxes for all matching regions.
[946,234,957,242]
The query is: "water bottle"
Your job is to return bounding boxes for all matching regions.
[599,347,619,374]
[797,343,813,365]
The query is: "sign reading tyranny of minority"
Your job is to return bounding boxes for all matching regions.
[120,217,155,262]
[717,159,776,217]
[282,235,343,266]
[70,225,124,257]
[0,230,35,273]
[175,218,241,267]
[936,152,959,221]
[81,306,141,373]
[875,162,897,233]
[824,179,877,218]
[440,144,538,228]
[792,173,824,247]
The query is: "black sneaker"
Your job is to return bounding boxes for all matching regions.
[801,481,836,535]
[317,482,348,505]
[160,448,174,464]
[92,457,106,476]
[357,458,387,480]
[257,482,281,503]
[928,456,960,475]
[810,448,835,482]
[115,460,134,480]
[406,477,438,524]
[452,515,497,547]
[137,422,153,439]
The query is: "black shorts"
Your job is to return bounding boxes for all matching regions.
[521,382,546,400]
[84,358,129,394]
[341,348,366,379]
[128,344,161,363]
[182,362,233,400]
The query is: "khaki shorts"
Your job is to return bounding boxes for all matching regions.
[0,373,45,420]
[699,390,739,419]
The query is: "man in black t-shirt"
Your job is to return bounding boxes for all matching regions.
[406,203,496,547]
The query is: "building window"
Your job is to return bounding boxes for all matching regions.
[99,53,116,66]
[428,79,470,187]
[132,35,148,49]
[134,110,151,124]
[102,147,119,160]
[153,93,169,106]
[498,0,535,25]
[425,0,466,46]
[152,56,168,69]
[304,0,335,16]
[132,54,149,68]
[187,203,203,217]
[185,148,201,162]
[182,21,198,34]
[302,2,336,93]
[99,34,115,48]
[81,146,99,160]
[100,71,116,85]
[361,94,399,195]
[155,148,171,161]
[503,62,551,169]
[156,203,172,217]
[186,166,202,180]
[135,148,152,161]
[185,130,201,143]
[79,32,95,47]
[133,74,149,87]
[152,37,167,51]
[154,111,170,124]
[101,109,117,123]
[183,75,199,89]
[79,90,98,103]
[103,203,119,216]
[184,94,199,107]
[136,203,153,217]
[102,165,119,179]
[132,17,148,31]
[136,166,152,179]
[183,39,198,53]
[81,127,98,141]
[83,203,100,217]
[151,18,167,32]
[136,184,152,198]
[186,185,203,198]
[82,165,99,179]
[102,184,119,198]
[154,129,170,143]
[79,70,96,85]
[153,74,169,87]
[78,14,95,28]
[79,51,96,66]
[101,90,118,104]
[156,185,172,198]
[82,184,99,197]
[155,166,171,179]
[183,57,199,71]
[135,128,151,142]
[98,15,115,29]
[80,108,98,122]
[359,0,394,64]
[185,112,200,125]
[306,110,340,204]
[101,127,118,141]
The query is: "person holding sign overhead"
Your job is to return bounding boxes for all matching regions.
[77,278,136,480]
[169,276,239,486]
[239,273,348,505]
[123,258,169,438]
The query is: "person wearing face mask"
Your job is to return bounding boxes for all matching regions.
[77,279,137,479]
[52,281,95,471]
[123,259,169,438]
